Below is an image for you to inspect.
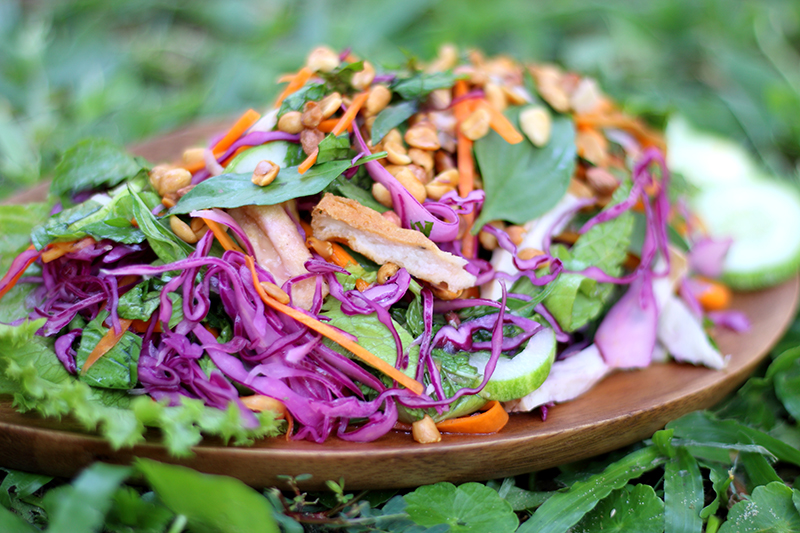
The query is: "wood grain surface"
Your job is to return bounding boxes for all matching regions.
[0,123,796,490]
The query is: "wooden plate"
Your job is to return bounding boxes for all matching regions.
[0,123,797,490]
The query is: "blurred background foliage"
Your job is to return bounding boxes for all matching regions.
[1,0,799,200]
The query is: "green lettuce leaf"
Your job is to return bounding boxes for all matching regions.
[75,311,142,390]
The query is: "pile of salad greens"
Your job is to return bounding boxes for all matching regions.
[0,45,793,455]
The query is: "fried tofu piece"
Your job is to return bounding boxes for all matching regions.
[311,194,476,291]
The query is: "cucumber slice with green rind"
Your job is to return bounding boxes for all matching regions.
[692,180,800,290]
[469,327,556,402]
[224,142,296,174]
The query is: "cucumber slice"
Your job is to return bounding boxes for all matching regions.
[692,180,800,289]
[224,142,295,173]
[469,327,556,402]
[666,116,760,189]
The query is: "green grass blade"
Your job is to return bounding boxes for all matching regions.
[664,447,703,533]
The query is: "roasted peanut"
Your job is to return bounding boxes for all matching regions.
[395,167,427,203]
[434,150,455,173]
[483,82,507,111]
[365,84,392,116]
[300,128,325,155]
[181,147,205,168]
[151,166,192,197]
[570,77,602,114]
[506,225,526,246]
[384,128,403,146]
[576,129,608,166]
[585,166,619,195]
[260,281,291,304]
[519,105,552,147]
[425,168,459,200]
[405,123,440,150]
[568,177,595,199]
[412,415,442,444]
[277,111,304,134]
[351,61,375,90]
[381,210,402,227]
[460,106,491,140]
[385,141,412,165]
[170,216,198,244]
[301,101,323,128]
[518,247,544,261]
[307,236,334,260]
[372,182,393,208]
[430,283,463,301]
[428,88,452,110]
[306,46,339,73]
[377,262,400,284]
[408,148,434,173]
[319,92,342,119]
[252,160,280,187]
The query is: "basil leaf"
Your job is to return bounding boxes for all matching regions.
[80,217,146,244]
[316,132,352,163]
[371,101,417,145]
[277,83,328,117]
[391,71,463,100]
[76,312,142,390]
[473,108,576,229]
[51,139,146,203]
[171,160,352,214]
[130,188,193,263]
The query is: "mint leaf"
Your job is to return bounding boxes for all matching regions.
[719,482,800,533]
[51,139,145,203]
[317,132,352,164]
[136,458,279,533]
[404,482,518,533]
[518,446,666,533]
[42,462,132,533]
[371,100,417,145]
[572,484,664,533]
[171,160,352,214]
[473,108,575,229]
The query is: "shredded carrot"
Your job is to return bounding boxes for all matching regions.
[182,159,206,174]
[435,400,509,434]
[245,256,424,395]
[130,218,139,228]
[274,67,314,108]
[41,237,95,264]
[479,100,523,144]
[130,318,163,334]
[329,243,357,268]
[81,318,134,374]
[210,109,261,158]
[298,150,318,175]
[203,218,244,253]
[239,395,294,440]
[317,118,340,133]
[695,278,732,311]
[276,73,296,83]
[355,278,370,292]
[0,245,40,301]
[332,91,369,136]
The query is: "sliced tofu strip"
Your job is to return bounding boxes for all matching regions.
[482,193,584,300]
[503,344,611,412]
[229,203,324,310]
[311,194,477,291]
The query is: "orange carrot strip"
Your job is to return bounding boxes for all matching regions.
[0,245,39,301]
[317,118,340,133]
[480,100,523,144]
[298,150,318,175]
[211,109,261,157]
[130,318,163,334]
[436,400,509,434]
[246,256,424,395]
[41,237,95,263]
[276,73,296,83]
[695,278,732,312]
[274,67,314,108]
[332,91,369,136]
[240,394,287,417]
[203,218,244,253]
[81,318,134,374]
[182,159,207,174]
[329,243,357,268]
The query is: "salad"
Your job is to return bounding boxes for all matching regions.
[0,45,795,453]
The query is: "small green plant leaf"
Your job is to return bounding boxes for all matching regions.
[371,100,417,145]
[136,458,279,533]
[0,469,52,509]
[664,447,703,533]
[404,481,518,533]
[719,482,800,533]
[572,484,664,533]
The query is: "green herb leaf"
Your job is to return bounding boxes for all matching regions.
[317,132,352,164]
[699,461,732,519]
[518,446,666,533]
[51,139,145,203]
[392,71,463,101]
[664,447,703,533]
[325,174,389,213]
[135,458,280,533]
[277,83,328,117]
[404,482,518,533]
[719,482,800,533]
[130,187,193,263]
[104,486,174,533]
[75,311,142,390]
[171,160,352,214]
[42,462,132,533]
[773,350,800,420]
[473,108,575,230]
[572,484,664,533]
[371,100,418,144]
[0,470,52,510]
[740,451,782,490]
